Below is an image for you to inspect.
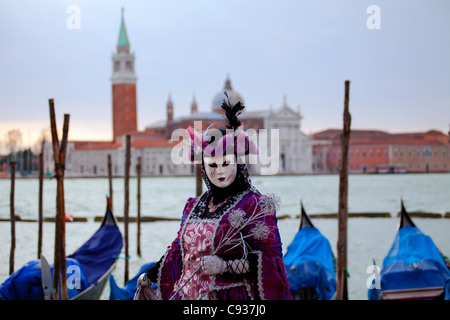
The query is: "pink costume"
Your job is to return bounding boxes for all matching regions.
[154,190,291,300]
[138,90,291,300]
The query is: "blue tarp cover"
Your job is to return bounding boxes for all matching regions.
[283,226,336,300]
[369,226,450,300]
[69,224,123,285]
[381,226,450,291]
[109,262,157,300]
[0,258,89,300]
[0,223,122,300]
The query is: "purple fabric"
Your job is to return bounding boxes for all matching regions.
[155,192,291,300]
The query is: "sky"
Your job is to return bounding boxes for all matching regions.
[0,0,449,153]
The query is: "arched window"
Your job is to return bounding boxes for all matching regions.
[126,61,133,71]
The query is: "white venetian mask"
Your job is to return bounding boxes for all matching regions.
[203,154,237,188]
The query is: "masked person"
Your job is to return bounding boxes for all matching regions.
[134,93,291,300]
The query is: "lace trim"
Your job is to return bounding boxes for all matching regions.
[244,281,254,300]
[174,193,217,300]
[174,197,200,300]
[156,197,201,300]
[252,250,265,300]
[204,281,254,300]
[155,249,169,300]
[200,275,254,300]
[190,189,254,221]
[211,281,248,292]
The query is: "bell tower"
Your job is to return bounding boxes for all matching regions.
[190,95,198,114]
[166,94,174,122]
[111,8,138,140]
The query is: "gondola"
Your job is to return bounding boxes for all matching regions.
[109,261,156,300]
[283,202,336,300]
[0,197,123,300]
[368,201,450,300]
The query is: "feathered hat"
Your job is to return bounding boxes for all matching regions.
[186,91,258,162]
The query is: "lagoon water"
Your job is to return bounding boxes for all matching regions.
[0,173,449,300]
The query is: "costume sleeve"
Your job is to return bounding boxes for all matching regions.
[243,194,291,300]
[154,197,197,300]
[146,256,162,283]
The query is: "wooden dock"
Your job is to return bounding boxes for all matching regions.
[396,211,443,219]
[95,215,181,222]
[0,215,180,223]
[3,211,450,223]
[306,212,392,219]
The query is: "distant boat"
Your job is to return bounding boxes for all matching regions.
[283,202,336,300]
[0,197,123,300]
[368,201,450,300]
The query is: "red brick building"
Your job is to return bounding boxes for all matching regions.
[313,129,450,173]
[111,9,138,140]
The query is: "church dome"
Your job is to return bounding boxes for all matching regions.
[211,76,245,113]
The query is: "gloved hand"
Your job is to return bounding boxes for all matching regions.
[199,255,227,275]
[137,273,152,287]
[198,255,251,276]
[134,273,158,300]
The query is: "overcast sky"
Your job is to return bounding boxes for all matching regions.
[0,0,449,151]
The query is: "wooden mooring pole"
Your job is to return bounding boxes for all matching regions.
[49,98,70,300]
[136,156,142,257]
[9,161,16,275]
[124,135,131,285]
[336,80,351,300]
[38,141,44,259]
[108,154,113,207]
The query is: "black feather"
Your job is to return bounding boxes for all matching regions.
[221,91,245,130]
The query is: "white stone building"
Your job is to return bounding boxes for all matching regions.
[43,12,314,177]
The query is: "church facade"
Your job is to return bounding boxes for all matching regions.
[43,11,314,177]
